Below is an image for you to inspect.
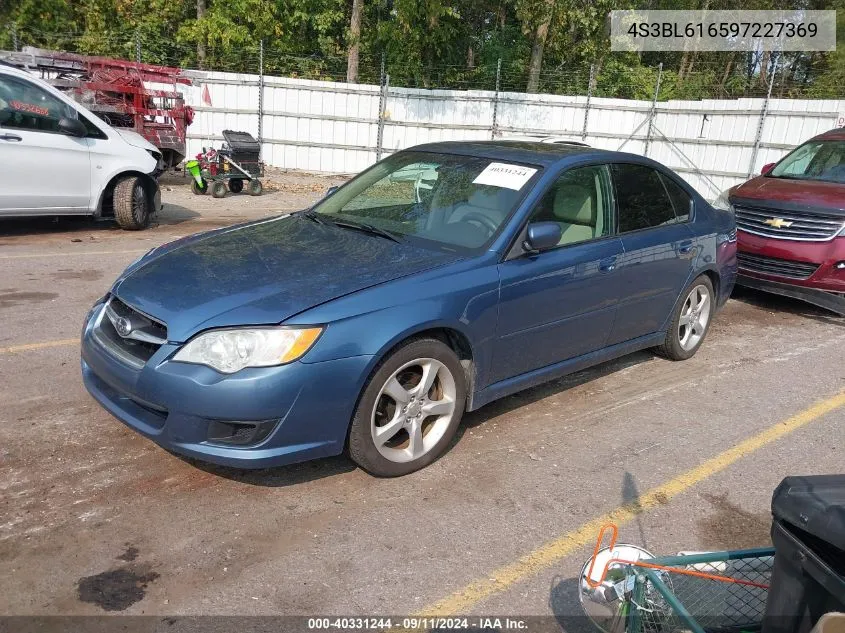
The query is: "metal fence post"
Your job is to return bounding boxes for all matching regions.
[643,62,662,157]
[376,54,388,161]
[258,39,264,155]
[748,58,777,178]
[490,58,502,140]
[135,31,141,63]
[581,63,595,141]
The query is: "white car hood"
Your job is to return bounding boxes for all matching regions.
[115,129,159,153]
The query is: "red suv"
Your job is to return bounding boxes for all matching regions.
[715,128,845,314]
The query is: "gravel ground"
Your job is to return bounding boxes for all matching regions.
[0,171,843,628]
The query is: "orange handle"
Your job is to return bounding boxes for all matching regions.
[584,523,618,588]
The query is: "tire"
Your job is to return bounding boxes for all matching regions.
[228,179,244,193]
[113,176,152,230]
[247,179,263,196]
[655,275,715,361]
[348,338,467,477]
[191,179,208,195]
[211,181,227,198]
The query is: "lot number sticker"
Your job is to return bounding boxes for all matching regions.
[473,163,538,190]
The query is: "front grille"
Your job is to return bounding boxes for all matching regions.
[737,252,820,280]
[92,297,167,368]
[735,206,845,242]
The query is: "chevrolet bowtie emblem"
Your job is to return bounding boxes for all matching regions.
[763,217,793,229]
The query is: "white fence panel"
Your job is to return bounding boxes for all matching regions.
[180,67,845,200]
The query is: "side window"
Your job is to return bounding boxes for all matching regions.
[80,113,107,140]
[660,173,692,222]
[529,165,613,247]
[611,164,676,232]
[0,75,77,134]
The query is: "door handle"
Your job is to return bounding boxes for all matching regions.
[0,133,22,142]
[599,257,617,273]
[678,241,694,255]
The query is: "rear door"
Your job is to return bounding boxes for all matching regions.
[0,73,91,214]
[492,164,625,383]
[606,163,695,345]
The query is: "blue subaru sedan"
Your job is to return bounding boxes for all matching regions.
[81,141,737,476]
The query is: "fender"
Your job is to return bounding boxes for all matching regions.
[93,170,160,217]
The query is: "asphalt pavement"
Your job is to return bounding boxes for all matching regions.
[1,178,843,628]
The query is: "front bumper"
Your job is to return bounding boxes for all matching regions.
[737,231,845,314]
[736,274,845,315]
[81,307,373,468]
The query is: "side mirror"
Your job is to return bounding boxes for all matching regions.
[523,222,562,254]
[58,117,87,138]
[761,162,776,175]
[324,185,339,198]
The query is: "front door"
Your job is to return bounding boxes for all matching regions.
[0,74,91,214]
[492,164,625,383]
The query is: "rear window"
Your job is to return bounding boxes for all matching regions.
[660,174,692,222]
[611,164,677,232]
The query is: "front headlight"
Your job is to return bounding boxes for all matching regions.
[172,327,323,374]
[712,189,733,212]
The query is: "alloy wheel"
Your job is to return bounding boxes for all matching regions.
[678,284,711,351]
[370,358,457,463]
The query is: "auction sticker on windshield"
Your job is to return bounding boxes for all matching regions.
[473,163,538,190]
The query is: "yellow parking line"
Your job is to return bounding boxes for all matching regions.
[417,389,845,616]
[0,249,146,260]
[0,339,79,354]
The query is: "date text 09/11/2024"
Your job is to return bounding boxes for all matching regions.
[306,617,529,630]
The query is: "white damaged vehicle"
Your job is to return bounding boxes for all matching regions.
[0,63,162,229]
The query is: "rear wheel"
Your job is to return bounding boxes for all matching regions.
[348,338,466,477]
[247,179,263,196]
[211,181,227,198]
[655,275,715,361]
[113,176,152,230]
[228,179,244,193]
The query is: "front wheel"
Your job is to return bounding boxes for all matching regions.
[348,338,466,477]
[191,179,208,195]
[113,176,152,230]
[655,275,715,361]
[211,181,227,198]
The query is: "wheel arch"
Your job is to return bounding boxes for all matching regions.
[343,323,477,455]
[659,265,722,334]
[96,171,158,217]
[357,323,477,421]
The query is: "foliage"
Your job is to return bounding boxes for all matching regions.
[1,0,842,98]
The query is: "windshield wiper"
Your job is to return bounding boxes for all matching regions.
[332,219,403,243]
[299,209,327,225]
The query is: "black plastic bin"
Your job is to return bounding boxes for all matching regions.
[762,475,845,633]
[222,129,260,160]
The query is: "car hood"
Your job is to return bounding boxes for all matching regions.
[113,215,462,342]
[115,128,159,153]
[731,176,845,216]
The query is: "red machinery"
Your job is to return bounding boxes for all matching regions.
[0,47,194,167]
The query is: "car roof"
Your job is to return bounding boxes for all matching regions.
[813,128,845,141]
[409,140,617,168]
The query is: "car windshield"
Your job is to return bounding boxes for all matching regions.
[310,151,541,250]
[769,140,845,184]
